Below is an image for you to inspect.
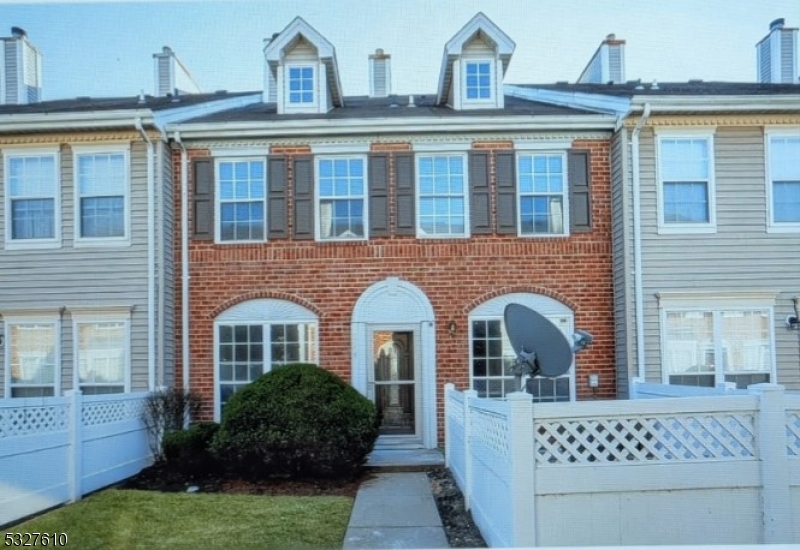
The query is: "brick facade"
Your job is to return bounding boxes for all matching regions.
[173,138,614,442]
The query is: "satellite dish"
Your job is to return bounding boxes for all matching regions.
[504,304,574,378]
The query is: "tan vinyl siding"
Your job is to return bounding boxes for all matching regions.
[638,125,800,388]
[160,142,175,387]
[611,128,633,397]
[0,137,153,395]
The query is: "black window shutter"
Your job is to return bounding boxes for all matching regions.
[568,150,592,233]
[293,156,315,239]
[369,153,389,237]
[394,153,415,235]
[192,158,214,240]
[495,151,517,234]
[267,156,287,239]
[469,151,491,234]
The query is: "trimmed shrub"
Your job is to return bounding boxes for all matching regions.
[211,363,379,479]
[161,422,221,476]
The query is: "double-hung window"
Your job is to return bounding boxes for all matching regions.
[73,309,130,394]
[317,156,366,240]
[4,149,59,248]
[464,61,492,101]
[661,303,774,389]
[517,153,568,235]
[287,65,315,105]
[417,154,468,237]
[766,131,800,231]
[5,315,59,398]
[74,146,129,243]
[217,322,317,414]
[216,159,266,242]
[657,133,716,233]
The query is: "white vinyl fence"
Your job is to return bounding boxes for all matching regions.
[445,382,800,548]
[0,391,152,527]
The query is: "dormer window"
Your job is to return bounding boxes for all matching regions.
[288,65,315,104]
[263,17,344,115]
[464,60,492,101]
[436,13,515,111]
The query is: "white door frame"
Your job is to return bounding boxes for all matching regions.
[351,277,437,449]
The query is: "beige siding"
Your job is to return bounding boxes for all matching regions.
[0,138,154,395]
[611,128,634,397]
[637,126,800,388]
[160,143,175,387]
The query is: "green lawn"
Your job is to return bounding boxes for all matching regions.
[9,489,353,550]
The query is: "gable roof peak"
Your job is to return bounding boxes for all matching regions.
[263,16,335,61]
[444,12,515,56]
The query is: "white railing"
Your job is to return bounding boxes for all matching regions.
[0,391,152,527]
[445,383,800,547]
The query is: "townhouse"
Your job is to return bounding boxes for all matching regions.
[0,27,260,399]
[509,18,800,396]
[169,14,617,447]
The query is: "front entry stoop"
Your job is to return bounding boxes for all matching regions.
[365,448,445,472]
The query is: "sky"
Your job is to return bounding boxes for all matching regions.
[1,0,798,101]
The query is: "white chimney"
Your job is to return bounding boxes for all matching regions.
[153,46,202,97]
[369,48,391,97]
[756,18,798,83]
[577,34,626,84]
[1,27,42,104]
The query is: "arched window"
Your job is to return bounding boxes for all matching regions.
[468,292,574,402]
[214,299,318,418]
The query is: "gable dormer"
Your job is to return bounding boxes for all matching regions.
[435,13,515,110]
[263,17,344,114]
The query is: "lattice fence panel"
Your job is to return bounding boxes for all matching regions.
[535,413,756,465]
[470,407,510,459]
[0,405,69,438]
[82,398,145,427]
[787,411,800,457]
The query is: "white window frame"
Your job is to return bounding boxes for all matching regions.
[415,152,470,239]
[214,157,267,244]
[284,63,317,110]
[72,144,131,247]
[3,311,61,398]
[657,293,777,387]
[71,308,131,394]
[765,128,800,233]
[314,155,369,241]
[461,59,494,104]
[213,299,319,421]
[655,129,716,235]
[3,147,61,250]
[468,293,576,402]
[516,150,570,238]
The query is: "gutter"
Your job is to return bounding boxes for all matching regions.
[631,103,651,382]
[174,131,191,397]
[135,117,157,391]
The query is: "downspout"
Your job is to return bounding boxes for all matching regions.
[135,117,156,391]
[174,132,190,394]
[631,103,651,382]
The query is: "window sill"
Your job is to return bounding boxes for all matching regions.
[517,232,571,239]
[74,237,131,248]
[4,240,62,251]
[415,232,471,240]
[766,224,800,234]
[657,225,717,235]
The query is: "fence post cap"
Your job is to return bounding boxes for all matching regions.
[445,382,455,391]
[748,383,785,394]
[507,391,530,401]
[464,389,479,398]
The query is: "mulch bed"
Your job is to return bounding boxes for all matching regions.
[428,467,487,548]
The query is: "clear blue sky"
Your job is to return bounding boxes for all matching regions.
[2,0,798,100]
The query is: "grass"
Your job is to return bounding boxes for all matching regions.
[9,489,353,550]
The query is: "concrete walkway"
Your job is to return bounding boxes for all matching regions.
[343,472,449,549]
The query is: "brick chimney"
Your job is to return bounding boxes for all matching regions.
[577,34,625,84]
[369,48,391,97]
[153,46,202,96]
[1,27,42,104]
[756,18,798,83]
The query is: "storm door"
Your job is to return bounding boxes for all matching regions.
[370,330,418,438]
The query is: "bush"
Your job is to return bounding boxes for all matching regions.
[211,363,379,479]
[162,422,221,476]
[142,387,202,460]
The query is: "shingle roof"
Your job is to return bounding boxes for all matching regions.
[0,91,257,115]
[182,94,597,124]
[511,81,800,97]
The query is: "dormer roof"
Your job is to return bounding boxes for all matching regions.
[436,12,515,106]
[263,16,344,108]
